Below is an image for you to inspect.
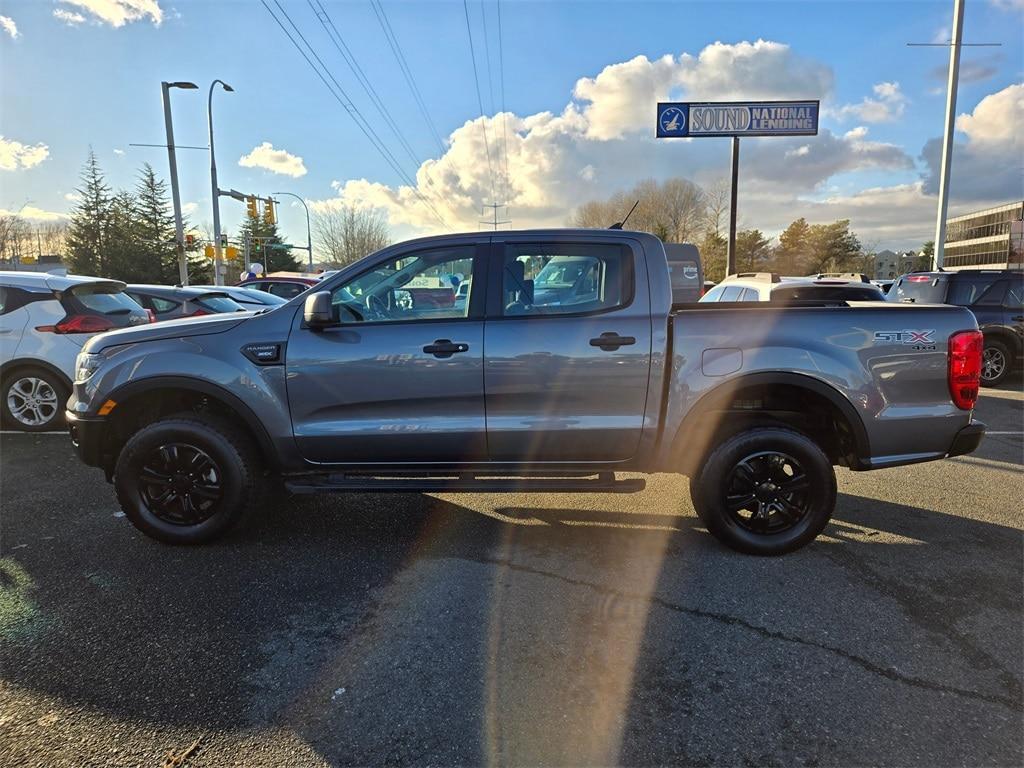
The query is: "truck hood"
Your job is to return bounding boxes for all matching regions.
[84,311,254,353]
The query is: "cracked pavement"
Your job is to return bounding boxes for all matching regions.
[1,384,1021,766]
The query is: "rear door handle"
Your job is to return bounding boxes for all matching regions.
[589,332,636,351]
[423,339,469,358]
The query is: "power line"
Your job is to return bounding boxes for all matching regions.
[462,0,496,206]
[308,0,422,170]
[369,0,447,158]
[261,0,450,230]
[496,0,511,214]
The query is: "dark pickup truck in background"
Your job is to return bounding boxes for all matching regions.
[67,229,985,555]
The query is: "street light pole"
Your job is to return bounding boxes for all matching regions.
[161,80,197,285]
[933,0,964,270]
[272,191,313,270]
[208,79,234,286]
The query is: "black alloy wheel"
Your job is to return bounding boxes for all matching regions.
[723,451,809,534]
[139,443,224,525]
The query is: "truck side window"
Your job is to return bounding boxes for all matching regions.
[501,243,632,317]
[1005,278,1024,310]
[329,246,475,324]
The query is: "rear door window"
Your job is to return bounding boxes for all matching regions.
[197,295,245,313]
[948,276,1001,306]
[268,282,307,299]
[719,286,743,301]
[740,288,760,301]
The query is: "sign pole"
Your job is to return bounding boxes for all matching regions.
[728,136,740,276]
[932,0,964,270]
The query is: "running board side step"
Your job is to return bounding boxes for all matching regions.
[284,472,645,494]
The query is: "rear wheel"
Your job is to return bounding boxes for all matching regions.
[981,339,1011,387]
[2,367,68,432]
[690,427,836,555]
[114,415,259,544]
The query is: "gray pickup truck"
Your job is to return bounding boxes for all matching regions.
[66,229,986,555]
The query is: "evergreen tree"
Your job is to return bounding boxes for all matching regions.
[134,163,176,283]
[735,229,773,273]
[66,150,111,276]
[807,220,862,273]
[238,205,301,273]
[104,190,142,282]
[776,217,811,274]
[699,230,728,282]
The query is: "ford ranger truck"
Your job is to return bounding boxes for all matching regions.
[65,230,986,555]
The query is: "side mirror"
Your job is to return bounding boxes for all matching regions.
[303,291,334,328]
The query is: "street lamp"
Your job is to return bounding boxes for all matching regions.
[272,191,313,270]
[208,79,234,286]
[161,80,197,285]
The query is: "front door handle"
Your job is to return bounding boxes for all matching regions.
[423,339,469,358]
[589,332,636,351]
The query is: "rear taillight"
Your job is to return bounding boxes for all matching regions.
[146,309,156,323]
[36,315,115,334]
[948,330,983,410]
[907,275,932,283]
[189,308,211,317]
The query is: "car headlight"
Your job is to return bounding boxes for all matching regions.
[74,352,104,383]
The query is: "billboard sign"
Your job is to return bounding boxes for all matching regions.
[656,100,819,138]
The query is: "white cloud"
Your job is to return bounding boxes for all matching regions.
[0,206,69,222]
[833,81,907,123]
[112,148,125,155]
[0,136,50,171]
[0,15,18,39]
[64,192,82,202]
[990,0,1024,10]
[182,201,198,215]
[922,82,1024,201]
[53,9,87,25]
[238,142,308,177]
[56,1,163,28]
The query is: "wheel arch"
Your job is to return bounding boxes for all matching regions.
[670,371,872,474]
[0,357,73,391]
[103,376,279,470]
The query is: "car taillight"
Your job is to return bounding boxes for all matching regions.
[907,275,932,283]
[146,309,156,323]
[948,330,982,410]
[190,308,211,317]
[36,315,116,334]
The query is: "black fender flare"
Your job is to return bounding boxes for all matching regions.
[0,357,74,392]
[671,371,872,469]
[104,376,279,469]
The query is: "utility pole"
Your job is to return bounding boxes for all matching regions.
[933,0,964,270]
[161,81,198,285]
[479,202,510,231]
[208,79,234,286]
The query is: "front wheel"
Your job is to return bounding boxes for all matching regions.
[2,367,68,432]
[114,415,259,544]
[690,427,836,556]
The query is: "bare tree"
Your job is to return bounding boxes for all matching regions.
[702,178,730,238]
[313,205,391,267]
[571,177,707,243]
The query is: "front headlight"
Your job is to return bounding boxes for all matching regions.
[74,352,104,383]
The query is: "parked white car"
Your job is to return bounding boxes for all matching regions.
[0,272,151,431]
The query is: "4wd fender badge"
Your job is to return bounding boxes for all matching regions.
[874,329,937,350]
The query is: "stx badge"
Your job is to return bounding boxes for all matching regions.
[874,329,937,350]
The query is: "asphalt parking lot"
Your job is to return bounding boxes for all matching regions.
[1,385,1021,767]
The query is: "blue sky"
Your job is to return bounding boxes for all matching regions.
[1,0,1022,252]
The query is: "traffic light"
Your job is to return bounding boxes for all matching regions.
[263,198,276,225]
[219,234,228,248]
[246,196,258,219]
[185,234,196,248]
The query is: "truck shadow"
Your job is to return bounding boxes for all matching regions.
[1,481,1021,764]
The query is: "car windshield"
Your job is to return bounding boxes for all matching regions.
[196,295,245,312]
[65,285,150,326]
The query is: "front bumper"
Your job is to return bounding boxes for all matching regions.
[66,411,108,471]
[946,420,986,459]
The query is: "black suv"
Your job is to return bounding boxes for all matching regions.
[888,269,1023,385]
